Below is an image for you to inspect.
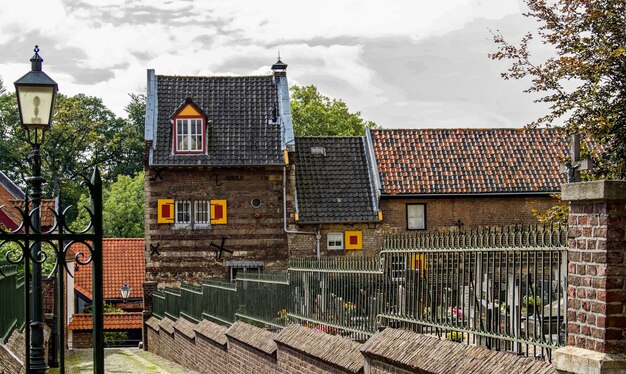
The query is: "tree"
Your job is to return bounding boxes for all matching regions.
[490,0,626,179]
[0,92,144,217]
[290,85,379,136]
[72,172,144,238]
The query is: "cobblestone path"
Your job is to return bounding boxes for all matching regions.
[59,348,199,373]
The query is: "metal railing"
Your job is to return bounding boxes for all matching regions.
[153,273,291,330]
[0,262,25,343]
[151,224,568,358]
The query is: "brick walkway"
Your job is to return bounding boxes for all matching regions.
[58,348,199,374]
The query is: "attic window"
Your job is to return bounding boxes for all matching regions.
[310,147,325,156]
[172,98,207,155]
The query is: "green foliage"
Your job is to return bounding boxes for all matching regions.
[531,194,569,224]
[0,92,144,220]
[72,172,144,238]
[290,85,378,136]
[490,0,626,179]
[83,302,124,314]
[104,331,129,347]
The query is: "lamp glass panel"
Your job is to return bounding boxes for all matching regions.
[17,86,54,127]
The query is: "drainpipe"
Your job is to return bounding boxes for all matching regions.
[283,166,320,259]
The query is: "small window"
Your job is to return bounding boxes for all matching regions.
[310,146,325,156]
[407,204,426,230]
[391,254,407,280]
[175,200,191,224]
[327,233,344,251]
[176,118,204,153]
[194,200,210,224]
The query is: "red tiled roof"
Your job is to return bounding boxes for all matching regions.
[67,312,143,331]
[9,199,56,228]
[370,128,568,195]
[73,238,145,301]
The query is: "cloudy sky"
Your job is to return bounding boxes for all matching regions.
[0,0,553,129]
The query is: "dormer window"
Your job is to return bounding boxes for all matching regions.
[172,98,207,154]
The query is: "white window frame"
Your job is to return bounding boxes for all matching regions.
[327,233,344,251]
[175,118,204,153]
[407,204,426,230]
[194,200,211,225]
[175,200,191,224]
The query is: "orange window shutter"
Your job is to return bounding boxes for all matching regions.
[210,200,227,224]
[157,199,174,224]
[344,231,363,250]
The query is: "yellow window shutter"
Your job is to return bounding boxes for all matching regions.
[344,231,363,250]
[210,200,227,224]
[157,199,175,224]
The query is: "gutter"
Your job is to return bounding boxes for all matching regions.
[380,191,557,199]
[283,166,321,260]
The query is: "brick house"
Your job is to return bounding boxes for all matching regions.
[143,60,295,284]
[370,128,568,234]
[288,136,383,257]
[289,128,567,256]
[0,171,55,231]
[69,238,145,348]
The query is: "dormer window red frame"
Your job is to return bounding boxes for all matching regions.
[171,98,207,155]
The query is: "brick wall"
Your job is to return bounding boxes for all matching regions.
[380,196,556,233]
[289,196,555,257]
[71,331,92,349]
[562,183,626,354]
[0,329,24,374]
[144,166,291,284]
[145,318,553,374]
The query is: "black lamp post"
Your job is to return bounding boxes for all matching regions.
[14,45,58,374]
[120,284,131,303]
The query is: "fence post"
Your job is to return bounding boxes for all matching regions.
[553,180,626,373]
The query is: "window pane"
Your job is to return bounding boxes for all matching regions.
[327,233,343,250]
[176,201,191,223]
[407,204,425,229]
[195,200,210,224]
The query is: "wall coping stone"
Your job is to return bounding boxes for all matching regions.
[193,319,228,347]
[145,317,160,332]
[275,324,363,373]
[561,180,626,202]
[553,346,626,374]
[158,317,175,335]
[173,317,196,340]
[360,328,555,374]
[225,321,277,355]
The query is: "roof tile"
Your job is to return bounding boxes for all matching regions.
[152,75,283,166]
[370,128,567,195]
[73,238,145,301]
[68,312,143,331]
[295,137,378,223]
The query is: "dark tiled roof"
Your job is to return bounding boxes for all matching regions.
[295,137,378,223]
[74,239,145,301]
[370,128,567,195]
[152,75,283,166]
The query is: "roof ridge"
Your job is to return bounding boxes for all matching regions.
[371,127,561,132]
[157,74,273,79]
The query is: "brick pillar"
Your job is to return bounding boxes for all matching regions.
[142,281,158,350]
[553,180,626,374]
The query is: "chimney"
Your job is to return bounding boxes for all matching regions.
[272,56,294,150]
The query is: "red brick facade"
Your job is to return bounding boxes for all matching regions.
[563,183,626,354]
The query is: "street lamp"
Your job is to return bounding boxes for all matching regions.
[120,284,131,303]
[14,45,58,374]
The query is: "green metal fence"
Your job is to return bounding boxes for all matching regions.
[0,262,25,343]
[152,273,291,330]
[151,224,568,358]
